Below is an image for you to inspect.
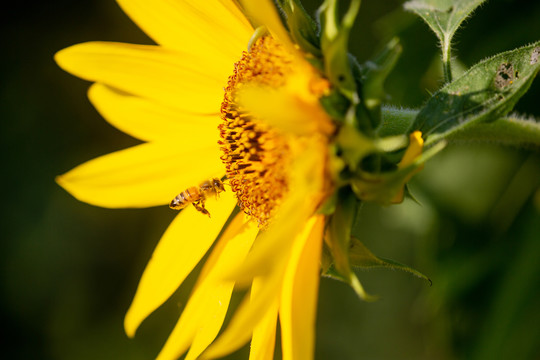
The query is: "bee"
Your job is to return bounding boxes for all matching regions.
[169,178,225,217]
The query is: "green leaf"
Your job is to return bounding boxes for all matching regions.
[404,0,487,82]
[446,114,540,147]
[378,109,540,149]
[404,0,485,42]
[411,41,540,146]
[349,237,432,286]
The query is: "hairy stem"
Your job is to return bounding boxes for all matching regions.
[442,36,452,83]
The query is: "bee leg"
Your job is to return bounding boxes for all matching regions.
[192,201,211,218]
[200,195,211,217]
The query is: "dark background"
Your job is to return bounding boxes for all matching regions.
[2,0,539,359]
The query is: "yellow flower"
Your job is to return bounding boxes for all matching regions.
[55,1,335,359]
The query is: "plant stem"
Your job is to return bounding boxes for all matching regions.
[442,36,452,83]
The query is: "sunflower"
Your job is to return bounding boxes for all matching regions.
[56,0,425,359]
[55,0,335,358]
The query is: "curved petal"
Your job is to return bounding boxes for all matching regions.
[156,214,258,360]
[88,84,220,142]
[280,215,324,360]
[239,83,333,136]
[203,216,320,359]
[240,0,296,53]
[57,142,224,208]
[124,190,238,337]
[248,282,278,360]
[55,42,229,113]
[202,275,283,359]
[116,0,252,60]
[392,131,425,203]
[182,283,235,360]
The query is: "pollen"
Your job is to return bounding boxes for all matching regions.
[218,36,300,226]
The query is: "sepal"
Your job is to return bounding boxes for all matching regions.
[349,237,432,286]
[323,264,378,301]
[360,37,403,128]
[350,135,445,205]
[277,0,322,56]
[336,124,408,173]
[318,0,361,99]
[324,188,358,278]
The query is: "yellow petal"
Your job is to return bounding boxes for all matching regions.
[202,276,281,359]
[280,215,324,360]
[196,214,254,283]
[185,220,258,360]
[240,0,296,53]
[124,190,237,337]
[182,283,235,360]
[227,187,315,284]
[249,293,278,360]
[203,216,320,359]
[88,84,220,142]
[157,214,258,360]
[55,42,228,113]
[223,141,327,284]
[392,131,424,203]
[239,84,333,136]
[399,131,424,167]
[116,0,252,60]
[57,142,223,208]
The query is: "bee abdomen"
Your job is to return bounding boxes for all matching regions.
[169,187,199,210]
[169,193,185,209]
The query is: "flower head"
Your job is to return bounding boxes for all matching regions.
[56,0,427,359]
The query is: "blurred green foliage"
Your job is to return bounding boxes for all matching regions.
[1,0,538,359]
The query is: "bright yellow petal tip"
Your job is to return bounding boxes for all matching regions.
[399,131,424,167]
[391,131,425,203]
